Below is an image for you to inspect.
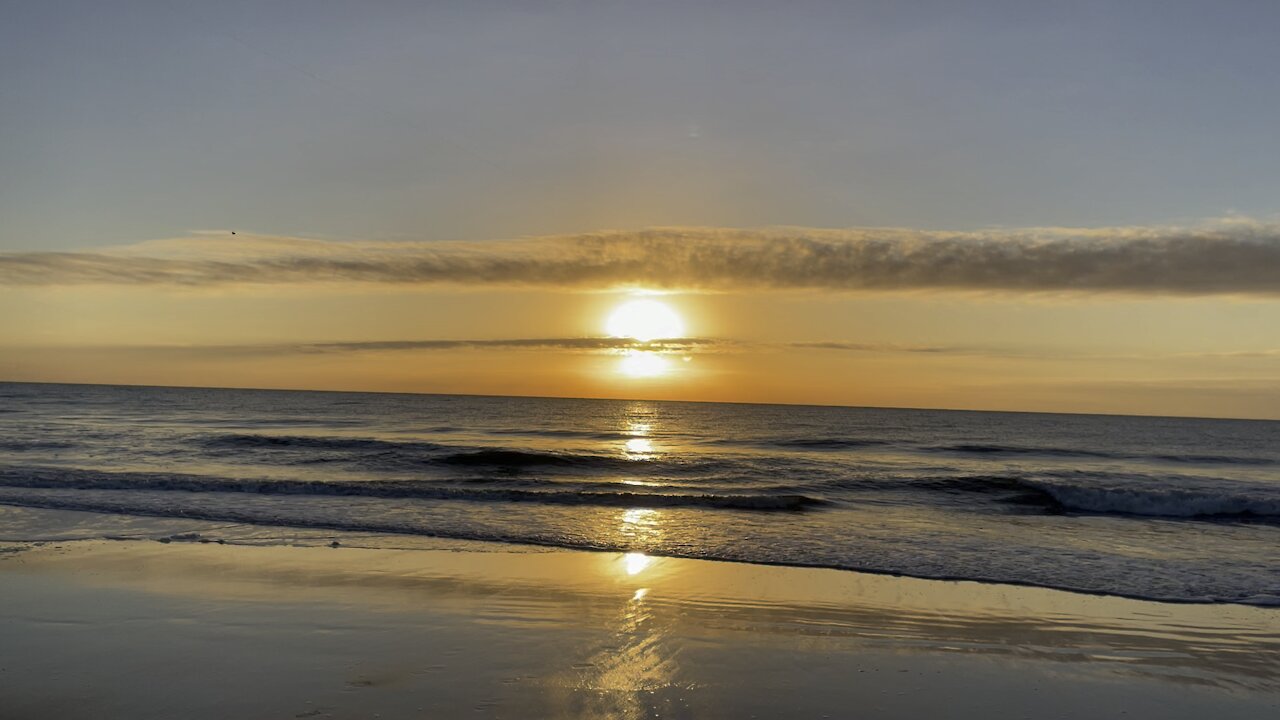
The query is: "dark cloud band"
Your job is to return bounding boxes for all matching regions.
[87,337,719,357]
[3,223,1278,295]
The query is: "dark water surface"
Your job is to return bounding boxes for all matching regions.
[1,382,1277,604]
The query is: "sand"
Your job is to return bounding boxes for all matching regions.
[1,536,1277,720]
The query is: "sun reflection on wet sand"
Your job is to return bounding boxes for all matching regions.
[11,540,1280,720]
[623,551,652,576]
[552,555,679,720]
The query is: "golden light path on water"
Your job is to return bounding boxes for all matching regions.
[619,418,661,485]
[617,414,663,572]
[623,437,654,455]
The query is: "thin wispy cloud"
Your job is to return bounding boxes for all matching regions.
[10,337,1280,366]
[12,337,963,358]
[52,337,724,357]
[293,338,718,354]
[298,338,976,356]
[791,342,958,354]
[3,221,1279,295]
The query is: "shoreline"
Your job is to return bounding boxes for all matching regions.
[3,533,1277,719]
[2,499,1275,607]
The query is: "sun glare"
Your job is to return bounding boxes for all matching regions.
[607,299,684,342]
[624,552,652,576]
[619,351,669,377]
[624,437,654,455]
[607,298,686,378]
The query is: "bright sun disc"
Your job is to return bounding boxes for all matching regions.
[606,299,684,342]
[619,351,669,377]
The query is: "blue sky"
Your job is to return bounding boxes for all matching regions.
[4,1,1280,250]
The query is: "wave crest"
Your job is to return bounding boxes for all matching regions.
[0,467,825,511]
[1028,477,1280,520]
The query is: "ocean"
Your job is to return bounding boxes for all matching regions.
[1,382,1277,605]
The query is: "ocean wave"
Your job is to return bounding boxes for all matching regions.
[1026,477,1280,521]
[0,467,824,511]
[929,443,1120,460]
[1150,453,1276,466]
[926,443,1274,466]
[437,449,588,467]
[201,433,442,452]
[704,436,890,451]
[0,440,79,452]
[200,433,605,468]
[708,436,1274,467]
[197,432,733,474]
[182,417,370,429]
[488,428,639,441]
[832,473,1280,521]
[0,492,1265,605]
[769,438,890,450]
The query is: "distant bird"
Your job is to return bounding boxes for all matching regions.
[230,231,236,235]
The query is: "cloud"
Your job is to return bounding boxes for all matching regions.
[790,341,959,353]
[3,220,1280,295]
[1175,349,1280,359]
[11,337,1280,365]
[69,337,723,357]
[292,337,718,354]
[23,336,976,358]
[296,338,964,356]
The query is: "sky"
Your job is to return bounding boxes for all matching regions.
[2,0,1279,418]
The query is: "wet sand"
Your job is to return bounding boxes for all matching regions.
[1,537,1277,720]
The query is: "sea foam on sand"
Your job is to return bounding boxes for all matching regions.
[2,530,1278,720]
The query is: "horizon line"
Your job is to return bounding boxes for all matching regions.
[3,378,1274,424]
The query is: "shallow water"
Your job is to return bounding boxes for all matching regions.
[1,382,1278,603]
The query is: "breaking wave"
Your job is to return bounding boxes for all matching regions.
[0,467,824,511]
[1026,475,1280,520]
[925,443,1275,466]
[833,472,1280,521]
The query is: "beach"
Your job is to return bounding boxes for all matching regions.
[2,514,1276,720]
[2,385,1277,718]
[8,1,1280,716]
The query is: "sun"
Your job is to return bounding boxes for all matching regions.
[618,350,670,377]
[606,299,684,342]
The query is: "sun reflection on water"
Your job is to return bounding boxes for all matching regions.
[621,418,658,461]
[619,508,663,548]
[623,437,654,457]
[623,552,652,576]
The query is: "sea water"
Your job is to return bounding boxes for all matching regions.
[1,382,1277,604]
